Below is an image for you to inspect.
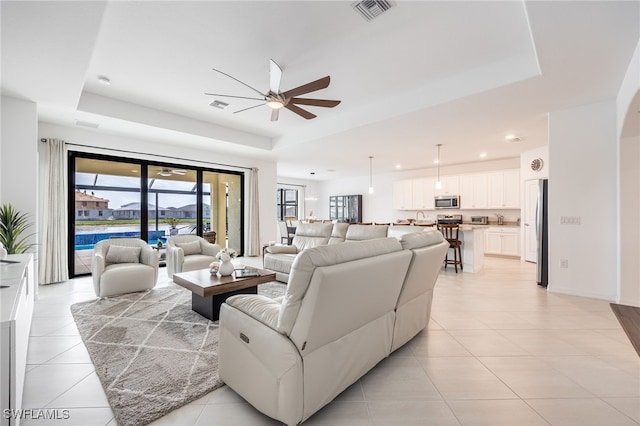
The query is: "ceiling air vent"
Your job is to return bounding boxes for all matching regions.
[352,0,394,22]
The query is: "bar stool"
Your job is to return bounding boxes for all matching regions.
[437,224,463,273]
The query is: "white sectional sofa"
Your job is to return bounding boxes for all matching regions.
[219,231,449,425]
[264,222,428,282]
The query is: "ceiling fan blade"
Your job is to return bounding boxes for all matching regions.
[211,67,266,97]
[271,109,280,122]
[233,103,264,114]
[204,93,264,101]
[269,59,282,93]
[282,76,331,99]
[285,103,317,120]
[290,98,341,108]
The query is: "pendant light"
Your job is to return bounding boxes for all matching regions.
[435,144,443,190]
[368,156,374,194]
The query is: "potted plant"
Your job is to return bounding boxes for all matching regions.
[165,217,180,235]
[0,204,34,254]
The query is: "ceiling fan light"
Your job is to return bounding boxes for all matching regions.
[266,99,284,109]
[157,169,172,177]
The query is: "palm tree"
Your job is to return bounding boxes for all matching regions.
[0,204,34,254]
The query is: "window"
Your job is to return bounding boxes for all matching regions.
[276,188,298,220]
[70,153,244,277]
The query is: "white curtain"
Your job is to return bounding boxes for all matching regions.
[246,167,260,256]
[39,139,69,284]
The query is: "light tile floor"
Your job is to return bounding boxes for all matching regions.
[21,257,640,425]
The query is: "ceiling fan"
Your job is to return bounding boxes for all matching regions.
[157,168,187,177]
[205,60,341,121]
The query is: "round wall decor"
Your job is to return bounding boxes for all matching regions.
[530,158,544,172]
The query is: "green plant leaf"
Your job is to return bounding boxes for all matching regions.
[0,204,34,254]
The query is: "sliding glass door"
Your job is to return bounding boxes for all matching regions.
[72,157,142,275]
[69,153,244,277]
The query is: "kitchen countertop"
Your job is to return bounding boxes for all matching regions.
[462,223,521,228]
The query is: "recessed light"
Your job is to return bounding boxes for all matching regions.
[97,75,111,86]
[209,100,229,109]
[505,134,521,142]
[395,164,402,169]
[479,153,487,158]
[433,159,440,164]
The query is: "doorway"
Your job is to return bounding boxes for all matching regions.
[524,179,539,263]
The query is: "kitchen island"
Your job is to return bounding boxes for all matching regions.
[457,226,485,273]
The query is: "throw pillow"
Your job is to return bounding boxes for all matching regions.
[177,240,202,255]
[105,245,141,264]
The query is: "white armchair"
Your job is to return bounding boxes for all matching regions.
[166,235,221,279]
[92,238,158,297]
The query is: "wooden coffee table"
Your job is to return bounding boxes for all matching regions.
[173,267,276,320]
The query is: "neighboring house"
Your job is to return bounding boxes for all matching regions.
[112,202,171,219]
[172,203,211,219]
[74,190,112,220]
[112,202,210,220]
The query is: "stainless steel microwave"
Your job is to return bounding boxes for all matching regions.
[434,195,460,209]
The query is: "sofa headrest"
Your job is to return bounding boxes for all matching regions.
[398,229,446,250]
[277,237,402,334]
[328,222,349,244]
[387,225,425,239]
[345,224,389,241]
[295,222,333,238]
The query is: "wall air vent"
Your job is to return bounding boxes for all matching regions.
[352,0,394,22]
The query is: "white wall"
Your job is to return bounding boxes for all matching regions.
[0,96,39,260]
[548,100,617,300]
[616,37,640,306]
[317,158,521,224]
[619,134,639,306]
[37,122,279,254]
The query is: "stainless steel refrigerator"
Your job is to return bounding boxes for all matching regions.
[536,179,549,287]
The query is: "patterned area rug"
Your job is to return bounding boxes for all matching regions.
[70,281,286,426]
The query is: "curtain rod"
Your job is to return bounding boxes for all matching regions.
[40,138,253,171]
[278,182,306,188]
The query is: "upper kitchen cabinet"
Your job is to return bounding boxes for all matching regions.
[393,180,413,210]
[434,175,459,196]
[460,173,488,209]
[412,177,436,210]
[488,170,520,208]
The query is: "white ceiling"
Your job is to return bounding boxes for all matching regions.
[2,1,639,181]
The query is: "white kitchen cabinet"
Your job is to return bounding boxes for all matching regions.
[485,227,520,257]
[393,180,413,210]
[1,254,34,426]
[488,170,520,208]
[412,177,435,210]
[459,173,488,209]
[434,175,459,196]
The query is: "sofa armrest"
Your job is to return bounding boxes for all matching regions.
[92,252,105,296]
[265,245,298,255]
[219,302,304,425]
[200,242,221,257]
[225,294,281,330]
[139,246,158,268]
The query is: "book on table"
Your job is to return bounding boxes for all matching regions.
[234,267,260,278]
